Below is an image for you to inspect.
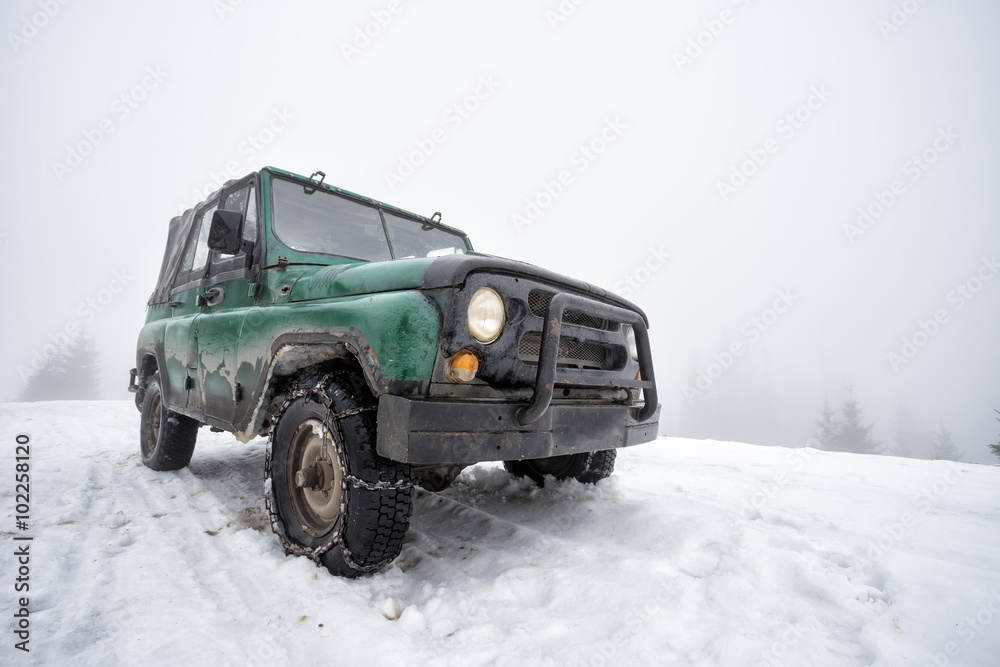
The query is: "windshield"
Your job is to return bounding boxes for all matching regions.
[271,176,467,261]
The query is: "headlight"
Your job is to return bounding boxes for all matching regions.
[626,326,638,361]
[467,287,505,343]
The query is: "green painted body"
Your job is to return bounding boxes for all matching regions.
[135,166,656,449]
[136,167,467,440]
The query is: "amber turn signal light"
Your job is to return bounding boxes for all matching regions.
[447,350,480,382]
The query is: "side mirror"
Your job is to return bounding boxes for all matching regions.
[208,210,244,255]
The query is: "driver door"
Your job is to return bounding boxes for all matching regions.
[192,176,260,426]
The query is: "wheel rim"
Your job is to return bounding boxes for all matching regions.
[285,418,343,538]
[144,392,161,457]
[530,454,576,478]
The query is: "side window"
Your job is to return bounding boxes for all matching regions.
[222,185,248,213]
[209,181,257,278]
[221,183,258,242]
[243,185,258,242]
[181,203,217,274]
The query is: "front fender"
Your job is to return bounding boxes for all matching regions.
[231,290,446,441]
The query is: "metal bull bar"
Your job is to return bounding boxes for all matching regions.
[515,292,658,427]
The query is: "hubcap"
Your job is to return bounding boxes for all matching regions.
[295,464,324,490]
[286,418,343,537]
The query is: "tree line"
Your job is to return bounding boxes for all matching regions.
[814,388,962,461]
[17,334,101,401]
[16,333,1000,463]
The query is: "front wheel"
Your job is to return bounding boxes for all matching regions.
[504,450,617,486]
[266,371,413,577]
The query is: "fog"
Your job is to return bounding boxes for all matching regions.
[2,1,997,462]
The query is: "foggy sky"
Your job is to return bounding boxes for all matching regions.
[1,0,998,461]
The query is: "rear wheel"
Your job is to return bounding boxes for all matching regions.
[266,371,413,577]
[139,374,199,471]
[504,450,616,486]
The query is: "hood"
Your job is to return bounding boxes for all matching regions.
[288,257,435,302]
[422,253,648,323]
[288,252,647,323]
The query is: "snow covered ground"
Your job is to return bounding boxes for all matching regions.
[2,401,999,667]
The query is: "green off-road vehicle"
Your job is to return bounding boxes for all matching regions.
[130,167,659,577]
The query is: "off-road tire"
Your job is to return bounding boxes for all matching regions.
[139,374,199,471]
[504,450,616,486]
[269,371,413,577]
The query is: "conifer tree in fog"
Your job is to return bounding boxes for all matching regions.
[815,394,839,449]
[990,410,1000,462]
[816,388,881,455]
[931,420,962,462]
[18,334,102,401]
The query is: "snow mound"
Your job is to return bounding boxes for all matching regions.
[1,402,998,666]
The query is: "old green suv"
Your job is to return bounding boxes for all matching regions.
[130,167,660,577]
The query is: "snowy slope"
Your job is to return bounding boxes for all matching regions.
[1,402,999,667]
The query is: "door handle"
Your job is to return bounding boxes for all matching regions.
[197,287,225,307]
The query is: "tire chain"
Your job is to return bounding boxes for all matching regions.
[263,373,413,574]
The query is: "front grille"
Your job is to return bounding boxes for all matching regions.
[527,290,614,330]
[518,332,611,370]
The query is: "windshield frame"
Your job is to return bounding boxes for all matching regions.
[267,172,471,262]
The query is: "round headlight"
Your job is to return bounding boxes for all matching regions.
[467,287,505,343]
[626,326,638,361]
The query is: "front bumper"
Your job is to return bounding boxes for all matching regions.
[377,273,661,465]
[376,395,661,464]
